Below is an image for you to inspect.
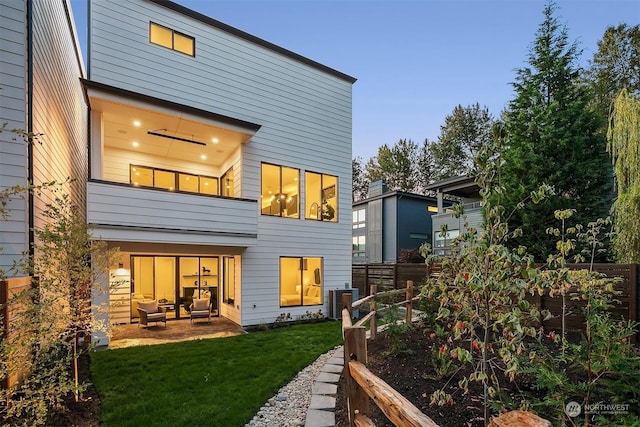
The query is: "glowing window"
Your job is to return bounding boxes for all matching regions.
[150,22,195,56]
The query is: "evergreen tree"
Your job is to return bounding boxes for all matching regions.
[431,103,495,180]
[352,157,369,201]
[364,139,419,192]
[415,138,438,194]
[501,1,613,260]
[584,24,640,121]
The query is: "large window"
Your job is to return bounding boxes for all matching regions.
[149,22,195,56]
[261,163,300,218]
[280,257,323,307]
[305,172,337,222]
[130,165,219,195]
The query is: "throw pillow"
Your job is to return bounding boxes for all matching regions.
[138,300,158,313]
[193,298,209,311]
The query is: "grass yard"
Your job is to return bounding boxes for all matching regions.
[91,320,342,427]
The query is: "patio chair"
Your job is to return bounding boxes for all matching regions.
[190,298,212,324]
[137,300,167,328]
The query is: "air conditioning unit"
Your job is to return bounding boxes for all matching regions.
[329,288,359,319]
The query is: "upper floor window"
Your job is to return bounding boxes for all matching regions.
[305,172,337,222]
[261,163,300,218]
[149,22,195,56]
[352,208,366,229]
[130,165,218,195]
[221,168,234,197]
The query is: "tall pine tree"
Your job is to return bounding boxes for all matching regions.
[501,1,613,260]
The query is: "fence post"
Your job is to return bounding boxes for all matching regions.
[406,280,413,324]
[370,284,377,340]
[344,326,368,427]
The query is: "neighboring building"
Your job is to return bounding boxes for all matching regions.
[352,181,441,264]
[1,0,356,346]
[424,176,482,255]
[0,0,87,275]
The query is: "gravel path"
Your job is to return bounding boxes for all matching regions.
[245,346,340,427]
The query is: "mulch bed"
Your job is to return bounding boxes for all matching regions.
[47,354,100,427]
[336,327,496,427]
[334,326,623,427]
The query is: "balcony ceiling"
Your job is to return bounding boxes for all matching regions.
[90,97,255,166]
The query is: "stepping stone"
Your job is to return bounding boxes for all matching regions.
[305,409,335,427]
[321,363,343,374]
[316,372,340,383]
[312,381,337,395]
[309,394,336,410]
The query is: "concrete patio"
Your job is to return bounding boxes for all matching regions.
[108,317,246,349]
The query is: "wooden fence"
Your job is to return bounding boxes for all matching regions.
[534,263,638,335]
[341,285,550,427]
[352,263,431,297]
[353,263,639,334]
[341,282,438,427]
[0,277,33,390]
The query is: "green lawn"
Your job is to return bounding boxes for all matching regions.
[90,321,342,427]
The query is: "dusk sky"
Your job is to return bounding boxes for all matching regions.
[70,0,639,161]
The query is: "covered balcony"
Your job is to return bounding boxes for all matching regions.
[84,80,261,246]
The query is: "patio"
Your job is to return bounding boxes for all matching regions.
[108,317,246,349]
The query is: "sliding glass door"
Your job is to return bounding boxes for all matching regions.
[131,255,221,321]
[131,256,177,319]
[178,257,219,317]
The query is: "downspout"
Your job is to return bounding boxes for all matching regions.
[26,0,34,261]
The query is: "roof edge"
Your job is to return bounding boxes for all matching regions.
[148,0,357,84]
[81,79,262,133]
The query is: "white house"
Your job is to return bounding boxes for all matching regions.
[1,0,356,346]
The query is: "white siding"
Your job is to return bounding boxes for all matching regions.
[89,0,354,326]
[0,1,28,275]
[30,0,87,233]
[87,181,257,246]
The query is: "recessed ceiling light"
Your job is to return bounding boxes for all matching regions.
[132,141,139,147]
[212,137,219,144]
[201,154,207,160]
[133,120,141,127]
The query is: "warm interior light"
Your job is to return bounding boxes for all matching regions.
[116,263,126,275]
[133,120,141,127]
[132,141,139,147]
[201,155,207,160]
[212,137,219,143]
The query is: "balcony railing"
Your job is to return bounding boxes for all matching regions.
[87,180,257,246]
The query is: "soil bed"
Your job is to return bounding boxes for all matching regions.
[335,325,638,427]
[48,354,100,427]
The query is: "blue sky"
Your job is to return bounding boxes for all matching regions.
[70,0,639,160]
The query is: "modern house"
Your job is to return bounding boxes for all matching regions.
[1,0,356,346]
[352,181,441,264]
[424,176,481,255]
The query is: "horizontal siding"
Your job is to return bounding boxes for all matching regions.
[87,180,258,241]
[0,1,28,275]
[89,0,353,326]
[30,0,87,233]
